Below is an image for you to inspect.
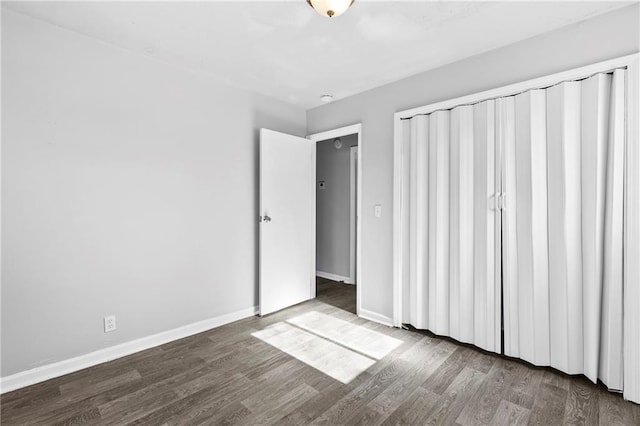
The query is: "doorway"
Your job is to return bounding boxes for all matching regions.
[308,124,362,316]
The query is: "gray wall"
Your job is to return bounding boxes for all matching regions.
[316,134,357,279]
[1,9,306,377]
[306,4,640,321]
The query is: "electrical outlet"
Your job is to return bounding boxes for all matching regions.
[104,315,116,333]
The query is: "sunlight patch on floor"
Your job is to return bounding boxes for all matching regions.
[252,322,375,383]
[251,311,403,384]
[286,311,403,360]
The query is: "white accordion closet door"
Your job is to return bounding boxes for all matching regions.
[502,70,626,393]
[400,101,501,354]
[398,66,637,403]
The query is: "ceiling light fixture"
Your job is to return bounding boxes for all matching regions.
[320,94,334,103]
[307,0,355,18]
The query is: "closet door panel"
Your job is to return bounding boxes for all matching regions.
[600,70,625,389]
[409,116,430,329]
[427,111,451,335]
[507,90,550,366]
[400,119,412,325]
[458,107,475,344]
[499,97,519,358]
[449,106,474,344]
[472,100,499,353]
[449,108,461,340]
[546,82,584,375]
[580,74,609,384]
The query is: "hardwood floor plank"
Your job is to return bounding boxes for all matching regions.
[421,346,476,394]
[310,357,411,424]
[489,399,531,425]
[599,389,636,426]
[98,387,180,424]
[96,356,232,424]
[563,379,599,425]
[349,406,385,426]
[1,379,62,410]
[240,382,318,425]
[422,366,487,425]
[503,365,544,409]
[52,407,102,426]
[541,368,572,391]
[466,348,498,374]
[456,361,516,426]
[86,350,247,411]
[278,410,313,426]
[240,364,310,411]
[172,369,250,401]
[130,373,254,426]
[211,401,252,426]
[177,376,259,426]
[367,339,455,421]
[527,383,568,425]
[284,372,372,423]
[12,397,97,425]
[4,369,142,424]
[60,369,142,396]
[380,386,441,426]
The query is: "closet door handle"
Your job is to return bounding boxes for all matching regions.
[494,192,506,211]
[498,192,506,211]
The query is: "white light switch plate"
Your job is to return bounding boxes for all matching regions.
[374,204,382,218]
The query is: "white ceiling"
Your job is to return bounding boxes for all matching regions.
[3,1,632,109]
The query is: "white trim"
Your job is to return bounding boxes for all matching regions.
[316,270,352,284]
[395,54,639,120]
[359,309,394,327]
[393,53,640,330]
[311,143,317,299]
[623,54,640,404]
[393,114,404,328]
[308,123,363,317]
[308,124,361,144]
[0,306,258,394]
[350,146,358,286]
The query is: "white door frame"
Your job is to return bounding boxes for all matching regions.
[392,54,640,332]
[349,146,358,286]
[308,123,363,316]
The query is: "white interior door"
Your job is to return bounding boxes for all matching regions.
[260,128,316,316]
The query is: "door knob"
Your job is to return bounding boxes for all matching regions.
[263,215,272,223]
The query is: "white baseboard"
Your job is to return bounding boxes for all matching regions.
[359,309,394,327]
[316,270,353,284]
[0,306,259,394]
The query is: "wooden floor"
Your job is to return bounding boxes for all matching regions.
[2,280,639,425]
[316,276,356,314]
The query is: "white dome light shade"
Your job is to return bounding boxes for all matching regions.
[307,0,355,18]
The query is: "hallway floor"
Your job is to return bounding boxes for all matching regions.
[316,276,356,314]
